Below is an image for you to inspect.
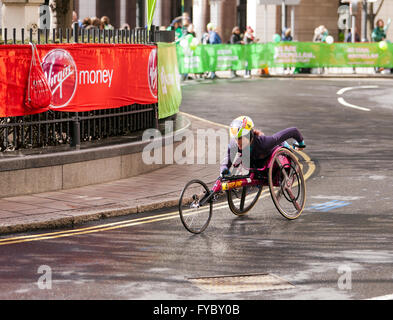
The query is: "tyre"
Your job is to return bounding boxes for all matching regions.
[227,185,263,216]
[268,148,306,220]
[179,179,213,234]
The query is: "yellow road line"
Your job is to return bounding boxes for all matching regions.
[0,201,236,246]
[0,211,178,244]
[0,115,315,246]
[295,150,315,181]
[0,214,183,246]
[179,111,230,129]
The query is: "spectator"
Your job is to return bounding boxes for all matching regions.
[167,17,183,42]
[296,25,326,74]
[201,28,210,44]
[372,19,391,73]
[82,17,92,29]
[121,23,130,30]
[186,24,196,37]
[182,12,191,23]
[281,28,293,74]
[312,25,329,75]
[207,23,222,45]
[182,12,191,36]
[101,16,114,30]
[282,28,293,41]
[86,17,103,31]
[313,25,328,42]
[345,28,360,42]
[207,23,222,79]
[230,26,243,44]
[243,26,257,44]
[243,26,258,78]
[230,26,244,78]
[199,26,211,79]
[372,18,391,42]
[72,11,82,29]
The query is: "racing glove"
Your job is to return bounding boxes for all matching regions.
[220,168,230,177]
[293,140,306,149]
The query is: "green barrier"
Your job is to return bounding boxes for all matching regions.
[158,42,182,119]
[176,42,393,73]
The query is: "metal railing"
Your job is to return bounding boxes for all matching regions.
[0,24,158,44]
[0,25,171,151]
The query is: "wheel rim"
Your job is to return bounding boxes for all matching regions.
[269,150,305,219]
[179,180,212,233]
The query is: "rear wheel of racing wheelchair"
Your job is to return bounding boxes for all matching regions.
[179,179,213,234]
[227,185,263,216]
[268,148,306,220]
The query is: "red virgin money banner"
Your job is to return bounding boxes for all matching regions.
[0,43,158,117]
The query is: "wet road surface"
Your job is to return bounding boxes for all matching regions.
[1,78,393,300]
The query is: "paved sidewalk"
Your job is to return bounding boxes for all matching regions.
[0,114,225,235]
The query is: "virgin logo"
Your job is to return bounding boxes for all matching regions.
[42,49,77,108]
[148,48,157,99]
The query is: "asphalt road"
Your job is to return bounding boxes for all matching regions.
[1,77,393,301]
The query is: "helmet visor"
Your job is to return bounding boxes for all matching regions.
[230,118,248,139]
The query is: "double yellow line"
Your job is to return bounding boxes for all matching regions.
[0,113,315,246]
[0,212,181,246]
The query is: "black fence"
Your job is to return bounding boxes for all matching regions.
[0,25,174,151]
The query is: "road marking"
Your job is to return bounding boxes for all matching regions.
[295,150,315,181]
[337,97,371,112]
[307,200,351,212]
[366,293,393,300]
[178,111,229,129]
[336,85,379,95]
[336,85,378,112]
[0,198,261,246]
[311,195,363,201]
[0,212,181,245]
[0,114,315,246]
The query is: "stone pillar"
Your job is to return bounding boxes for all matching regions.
[160,0,172,28]
[49,0,73,30]
[96,0,120,28]
[193,0,209,40]
[135,0,145,28]
[125,0,136,28]
[77,0,96,23]
[247,0,276,43]
[209,0,222,33]
[1,0,45,32]
[220,0,237,43]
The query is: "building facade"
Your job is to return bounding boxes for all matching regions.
[1,0,393,44]
[73,0,393,44]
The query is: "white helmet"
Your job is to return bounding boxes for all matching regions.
[229,116,254,139]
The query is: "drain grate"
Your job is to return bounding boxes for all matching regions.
[188,273,294,294]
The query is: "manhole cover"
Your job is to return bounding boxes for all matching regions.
[188,273,294,294]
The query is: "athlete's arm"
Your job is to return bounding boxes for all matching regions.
[220,140,237,174]
[254,127,304,154]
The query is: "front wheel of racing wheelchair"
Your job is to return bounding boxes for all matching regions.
[268,147,306,220]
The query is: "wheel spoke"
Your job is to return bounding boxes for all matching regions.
[240,187,247,211]
[285,186,301,211]
[227,185,263,216]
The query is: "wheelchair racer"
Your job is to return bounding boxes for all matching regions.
[220,116,306,176]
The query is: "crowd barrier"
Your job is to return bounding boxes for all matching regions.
[176,42,393,74]
[0,26,180,151]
